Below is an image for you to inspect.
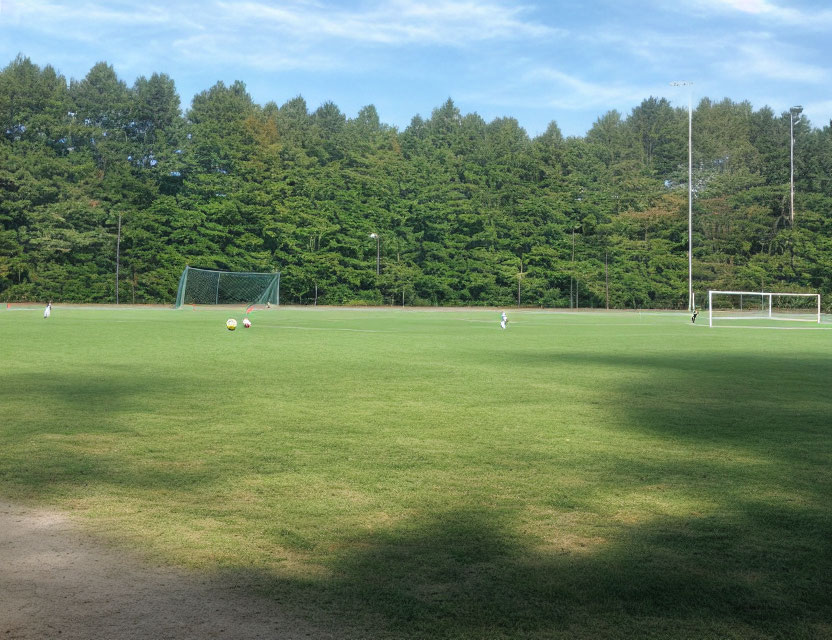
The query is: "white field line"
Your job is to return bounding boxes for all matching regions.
[458,319,686,327]
[708,325,832,331]
[263,325,394,333]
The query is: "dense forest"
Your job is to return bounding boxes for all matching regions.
[1,55,831,308]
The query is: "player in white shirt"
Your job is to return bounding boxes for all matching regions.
[43,301,52,319]
[500,311,507,329]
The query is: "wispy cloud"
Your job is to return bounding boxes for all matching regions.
[213,0,556,47]
[802,99,832,128]
[6,0,556,74]
[2,0,830,136]
[720,37,829,84]
[466,64,654,115]
[579,22,828,87]
[2,0,191,48]
[523,67,649,109]
[5,0,175,27]
[690,0,832,28]
[172,32,340,72]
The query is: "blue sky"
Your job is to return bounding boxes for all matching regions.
[1,0,830,137]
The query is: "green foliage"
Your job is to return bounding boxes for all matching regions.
[1,56,831,308]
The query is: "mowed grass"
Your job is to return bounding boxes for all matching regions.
[2,306,831,639]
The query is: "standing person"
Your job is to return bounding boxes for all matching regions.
[691,307,699,324]
[500,311,507,330]
[43,300,52,319]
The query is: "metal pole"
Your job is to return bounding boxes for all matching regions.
[671,82,694,312]
[790,111,795,227]
[517,259,523,307]
[370,233,380,275]
[688,90,693,312]
[605,250,609,310]
[571,227,575,309]
[115,212,121,304]
[790,106,802,227]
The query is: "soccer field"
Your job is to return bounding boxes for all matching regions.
[2,306,831,639]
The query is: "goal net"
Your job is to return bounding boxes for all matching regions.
[174,267,280,308]
[708,290,820,326]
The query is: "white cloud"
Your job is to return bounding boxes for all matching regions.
[582,21,828,89]
[690,0,832,28]
[799,99,832,127]
[214,0,556,46]
[4,1,556,74]
[721,39,829,84]
[467,65,655,114]
[172,33,340,73]
[526,67,647,109]
[7,0,175,27]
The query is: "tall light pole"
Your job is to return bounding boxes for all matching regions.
[369,232,379,274]
[115,211,122,304]
[605,249,609,310]
[671,81,693,312]
[571,224,580,309]
[790,105,803,227]
[571,226,575,309]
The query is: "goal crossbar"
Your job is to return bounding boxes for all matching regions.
[708,290,820,327]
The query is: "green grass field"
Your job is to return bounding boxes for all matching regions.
[2,306,831,639]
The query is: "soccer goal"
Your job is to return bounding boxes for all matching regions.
[174,267,280,308]
[708,290,820,327]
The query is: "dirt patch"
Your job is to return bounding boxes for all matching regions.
[0,500,340,639]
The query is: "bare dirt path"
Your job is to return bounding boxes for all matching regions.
[0,500,339,640]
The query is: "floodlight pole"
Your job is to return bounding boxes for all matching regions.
[571,226,576,309]
[605,250,609,310]
[369,232,380,275]
[790,106,802,227]
[671,81,693,312]
[517,259,523,307]
[115,211,121,305]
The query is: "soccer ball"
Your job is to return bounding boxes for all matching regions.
[226,318,237,331]
[243,317,251,328]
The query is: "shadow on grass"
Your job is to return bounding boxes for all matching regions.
[0,367,230,499]
[233,502,832,639]
[512,349,832,466]
[3,352,832,638]
[241,349,832,638]
[1,365,191,429]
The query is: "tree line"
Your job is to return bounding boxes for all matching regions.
[2,55,831,308]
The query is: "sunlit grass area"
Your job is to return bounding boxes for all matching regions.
[2,306,831,639]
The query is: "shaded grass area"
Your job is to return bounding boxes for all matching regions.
[1,307,831,638]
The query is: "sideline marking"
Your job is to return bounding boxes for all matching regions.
[265,325,393,334]
[709,325,832,331]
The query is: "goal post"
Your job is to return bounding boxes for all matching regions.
[708,290,820,327]
[174,267,280,308]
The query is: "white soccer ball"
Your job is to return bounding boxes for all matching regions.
[226,318,237,331]
[243,317,251,328]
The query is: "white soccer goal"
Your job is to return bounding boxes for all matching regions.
[708,290,821,327]
[174,267,280,308]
